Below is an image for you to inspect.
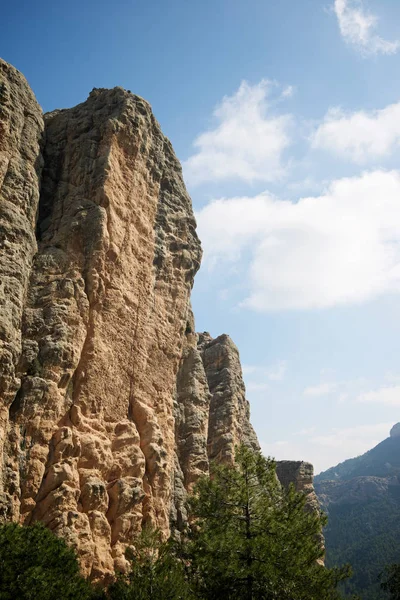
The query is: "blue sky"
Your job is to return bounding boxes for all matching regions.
[3,0,400,472]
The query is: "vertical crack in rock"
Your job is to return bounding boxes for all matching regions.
[198,332,260,463]
[0,58,321,582]
[1,79,202,579]
[172,308,210,532]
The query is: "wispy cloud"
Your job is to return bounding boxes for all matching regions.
[333,0,400,56]
[311,102,400,162]
[266,360,287,381]
[296,427,317,436]
[246,382,270,392]
[311,422,393,449]
[243,360,287,383]
[282,85,295,98]
[183,80,292,185]
[358,384,400,406]
[262,422,394,473]
[303,383,338,397]
[196,170,400,311]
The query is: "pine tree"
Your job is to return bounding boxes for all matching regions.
[187,445,352,600]
[0,522,100,600]
[107,526,194,600]
[381,564,400,599]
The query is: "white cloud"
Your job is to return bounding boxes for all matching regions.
[246,382,270,392]
[262,422,393,473]
[296,427,317,436]
[266,360,287,382]
[358,384,400,406]
[303,383,338,397]
[312,102,400,162]
[384,372,400,383]
[311,422,391,449]
[196,170,400,310]
[333,0,400,56]
[183,80,292,185]
[243,360,287,383]
[282,85,295,98]
[242,365,257,376]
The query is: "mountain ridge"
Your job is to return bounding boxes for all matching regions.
[315,423,400,483]
[315,423,400,600]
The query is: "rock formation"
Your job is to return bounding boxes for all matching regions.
[390,422,400,439]
[276,461,321,514]
[0,59,44,483]
[199,333,260,462]
[0,58,320,581]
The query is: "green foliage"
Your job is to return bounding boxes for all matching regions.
[107,527,194,600]
[0,448,357,600]
[187,445,351,600]
[316,430,400,599]
[381,564,400,599]
[323,495,400,599]
[0,522,97,600]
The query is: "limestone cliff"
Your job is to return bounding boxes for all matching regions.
[0,59,202,578]
[172,330,261,531]
[0,59,44,489]
[276,461,321,514]
[0,58,320,581]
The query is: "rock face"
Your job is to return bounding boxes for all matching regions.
[276,461,324,561]
[0,59,320,581]
[390,422,400,438]
[172,330,261,533]
[0,64,202,579]
[316,475,400,510]
[276,461,320,514]
[0,60,44,495]
[199,333,260,462]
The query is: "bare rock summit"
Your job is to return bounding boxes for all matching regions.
[390,422,400,438]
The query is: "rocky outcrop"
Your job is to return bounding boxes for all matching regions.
[276,461,321,514]
[199,333,260,462]
[0,59,320,582]
[390,422,400,438]
[315,475,400,511]
[172,310,210,531]
[0,66,202,579]
[172,330,261,532]
[0,60,44,505]
[277,461,324,562]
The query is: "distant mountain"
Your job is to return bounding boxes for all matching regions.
[315,423,400,483]
[315,424,400,600]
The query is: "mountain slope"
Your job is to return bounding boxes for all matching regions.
[315,424,400,600]
[315,424,400,483]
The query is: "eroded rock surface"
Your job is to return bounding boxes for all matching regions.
[276,461,321,514]
[199,332,260,462]
[0,72,201,578]
[0,59,319,582]
[0,59,44,514]
[172,330,261,531]
[276,461,324,561]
